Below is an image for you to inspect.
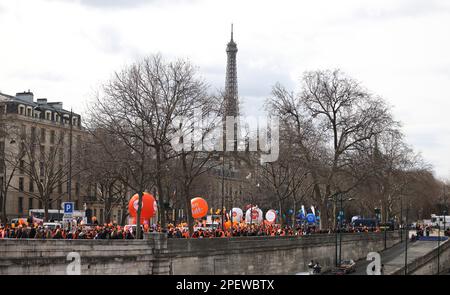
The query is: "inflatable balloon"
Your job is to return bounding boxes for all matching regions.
[191,197,208,219]
[128,192,157,219]
[229,208,243,223]
[245,206,263,224]
[306,213,316,224]
[265,209,277,223]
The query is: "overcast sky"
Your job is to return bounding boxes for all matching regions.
[1,0,450,179]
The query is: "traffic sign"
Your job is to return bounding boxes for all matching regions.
[63,202,74,215]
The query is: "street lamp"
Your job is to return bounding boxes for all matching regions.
[437,209,447,275]
[328,192,354,267]
[404,200,410,275]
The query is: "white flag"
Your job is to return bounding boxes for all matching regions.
[301,205,306,216]
[311,206,315,216]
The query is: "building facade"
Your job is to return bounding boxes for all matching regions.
[0,91,87,221]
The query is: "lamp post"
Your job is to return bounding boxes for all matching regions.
[404,201,409,275]
[438,214,441,275]
[328,192,353,267]
[221,154,225,231]
[400,196,403,243]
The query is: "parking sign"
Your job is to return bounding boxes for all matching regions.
[63,202,74,215]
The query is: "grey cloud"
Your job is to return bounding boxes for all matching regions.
[202,61,295,98]
[351,0,450,22]
[97,26,123,54]
[11,70,65,82]
[46,0,197,9]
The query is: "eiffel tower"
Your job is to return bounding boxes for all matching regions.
[224,23,239,118]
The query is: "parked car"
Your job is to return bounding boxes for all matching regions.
[338,259,356,274]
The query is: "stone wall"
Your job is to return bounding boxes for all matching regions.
[0,232,401,275]
[0,233,169,275]
[167,231,401,275]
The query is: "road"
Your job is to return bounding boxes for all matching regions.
[351,234,448,275]
[350,241,408,275]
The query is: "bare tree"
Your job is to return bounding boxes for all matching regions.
[82,130,130,224]
[88,54,210,237]
[15,124,76,221]
[0,114,22,223]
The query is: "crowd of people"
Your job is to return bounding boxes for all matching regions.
[0,219,388,240]
[0,223,159,240]
[166,222,382,239]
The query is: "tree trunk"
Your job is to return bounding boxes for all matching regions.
[135,191,143,239]
[292,199,297,227]
[184,186,194,238]
[278,200,283,225]
[121,201,128,226]
[105,191,112,224]
[44,199,49,222]
[155,150,166,229]
[1,190,7,224]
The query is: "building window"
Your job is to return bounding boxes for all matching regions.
[19,160,24,174]
[29,180,34,192]
[27,107,32,117]
[76,182,80,197]
[18,177,24,192]
[50,130,55,144]
[18,105,25,115]
[39,162,44,177]
[31,126,37,143]
[55,113,60,123]
[60,131,65,145]
[58,182,62,194]
[57,199,61,211]
[28,198,33,210]
[75,201,78,210]
[18,197,23,214]
[40,145,45,160]
[45,111,52,121]
[38,200,42,208]
[48,199,52,209]
[21,125,26,139]
[40,128,46,142]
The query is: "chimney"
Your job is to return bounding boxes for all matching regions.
[37,98,48,105]
[48,102,63,109]
[16,91,34,102]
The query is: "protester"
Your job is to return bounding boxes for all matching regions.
[0,219,382,240]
